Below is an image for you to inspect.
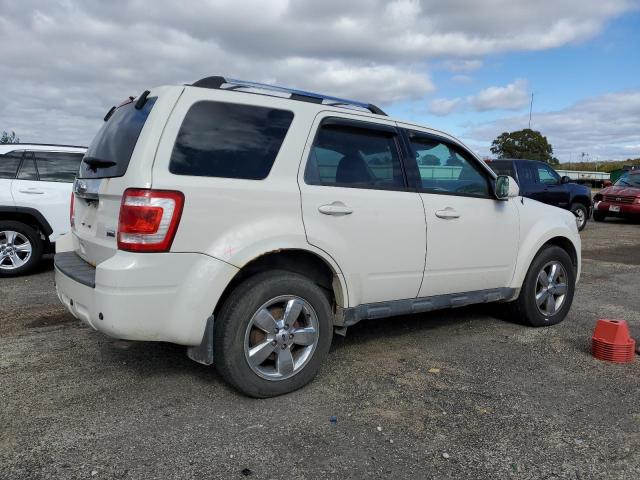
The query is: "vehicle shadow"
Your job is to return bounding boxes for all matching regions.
[97,304,502,390]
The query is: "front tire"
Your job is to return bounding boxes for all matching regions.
[593,210,606,222]
[570,203,588,231]
[214,270,333,398]
[0,221,43,277]
[503,246,576,327]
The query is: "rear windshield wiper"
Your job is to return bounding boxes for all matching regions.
[82,156,117,170]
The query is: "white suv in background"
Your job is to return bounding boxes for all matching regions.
[55,77,581,397]
[0,144,86,276]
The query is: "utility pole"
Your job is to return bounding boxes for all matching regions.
[528,92,534,129]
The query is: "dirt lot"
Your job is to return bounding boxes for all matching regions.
[1,219,639,480]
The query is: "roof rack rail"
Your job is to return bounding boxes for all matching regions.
[191,76,387,116]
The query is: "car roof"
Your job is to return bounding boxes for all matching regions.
[177,77,479,160]
[0,143,87,155]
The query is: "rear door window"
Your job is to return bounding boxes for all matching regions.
[16,153,38,181]
[517,163,539,185]
[304,121,405,189]
[488,162,515,178]
[169,101,294,180]
[0,151,23,179]
[79,98,156,179]
[35,152,84,182]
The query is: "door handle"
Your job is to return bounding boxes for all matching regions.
[318,202,353,216]
[435,208,460,219]
[19,188,44,194]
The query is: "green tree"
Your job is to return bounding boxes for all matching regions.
[490,128,556,164]
[1,131,20,144]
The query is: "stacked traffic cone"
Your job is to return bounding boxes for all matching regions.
[592,319,636,364]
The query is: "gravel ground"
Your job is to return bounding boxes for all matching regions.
[1,219,639,479]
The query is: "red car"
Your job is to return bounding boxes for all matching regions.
[593,170,640,222]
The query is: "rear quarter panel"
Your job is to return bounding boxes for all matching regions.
[150,88,350,305]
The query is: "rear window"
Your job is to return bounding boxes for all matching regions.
[169,101,294,180]
[0,151,22,179]
[35,152,84,182]
[79,98,156,179]
[488,161,515,178]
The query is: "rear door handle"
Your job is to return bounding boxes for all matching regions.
[318,202,353,216]
[19,188,44,194]
[435,208,460,219]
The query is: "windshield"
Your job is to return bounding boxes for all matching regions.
[614,171,640,188]
[79,97,156,179]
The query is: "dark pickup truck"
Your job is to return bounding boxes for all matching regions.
[488,159,592,231]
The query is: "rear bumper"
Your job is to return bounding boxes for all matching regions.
[594,201,640,217]
[55,251,238,345]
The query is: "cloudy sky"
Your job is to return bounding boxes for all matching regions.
[1,0,639,161]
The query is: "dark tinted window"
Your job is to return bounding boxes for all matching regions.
[0,151,23,179]
[518,163,538,185]
[169,101,294,180]
[17,155,38,180]
[488,161,515,177]
[407,134,489,197]
[305,124,404,188]
[79,98,156,179]
[35,152,83,183]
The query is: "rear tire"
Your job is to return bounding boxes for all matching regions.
[593,210,606,222]
[570,203,588,231]
[214,270,333,398]
[0,221,43,277]
[502,246,575,327]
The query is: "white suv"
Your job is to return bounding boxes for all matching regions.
[0,144,86,276]
[55,77,581,397]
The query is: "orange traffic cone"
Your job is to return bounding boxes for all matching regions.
[592,319,636,364]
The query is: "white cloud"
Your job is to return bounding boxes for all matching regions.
[465,90,640,161]
[469,79,530,111]
[0,0,636,144]
[428,98,463,116]
[428,79,530,115]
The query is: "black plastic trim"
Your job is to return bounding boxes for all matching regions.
[134,90,151,110]
[340,288,516,327]
[0,206,53,236]
[54,252,96,288]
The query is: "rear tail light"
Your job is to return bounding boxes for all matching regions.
[117,188,184,252]
[70,192,75,228]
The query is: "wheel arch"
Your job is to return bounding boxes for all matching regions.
[510,227,581,291]
[213,248,348,319]
[0,206,53,237]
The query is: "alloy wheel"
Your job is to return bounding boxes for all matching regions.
[0,231,33,270]
[535,261,568,316]
[244,295,320,381]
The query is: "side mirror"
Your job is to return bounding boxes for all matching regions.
[561,176,571,184]
[495,175,519,200]
[603,180,612,188]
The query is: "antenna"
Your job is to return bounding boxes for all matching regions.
[528,92,534,129]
